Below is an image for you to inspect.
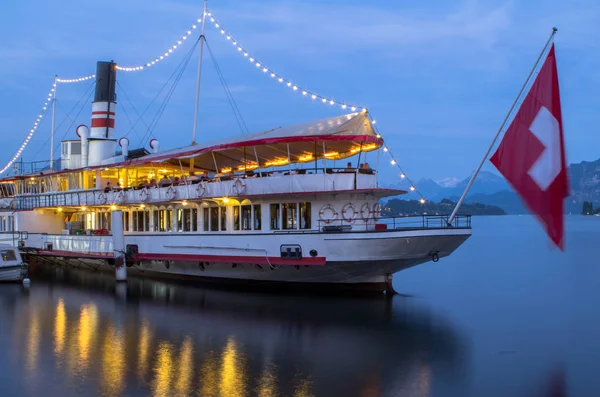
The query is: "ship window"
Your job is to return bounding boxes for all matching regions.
[1,250,16,261]
[152,210,159,231]
[124,211,129,232]
[241,205,251,230]
[300,202,311,229]
[71,142,82,155]
[233,206,240,231]
[282,203,297,230]
[177,208,197,232]
[270,204,280,230]
[158,209,172,232]
[210,207,219,231]
[254,205,262,230]
[203,208,209,231]
[133,210,150,232]
[220,207,227,231]
[97,212,111,231]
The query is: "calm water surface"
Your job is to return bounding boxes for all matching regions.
[0,215,598,396]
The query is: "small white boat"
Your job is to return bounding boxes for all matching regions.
[0,244,27,282]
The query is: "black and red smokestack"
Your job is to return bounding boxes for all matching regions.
[91,61,117,139]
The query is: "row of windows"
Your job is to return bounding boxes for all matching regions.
[87,201,313,233]
[124,209,198,232]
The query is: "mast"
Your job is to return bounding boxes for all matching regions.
[191,0,207,146]
[50,75,57,170]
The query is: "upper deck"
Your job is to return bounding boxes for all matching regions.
[0,111,397,211]
[6,169,399,211]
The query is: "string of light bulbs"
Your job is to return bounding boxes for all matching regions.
[207,9,424,203]
[116,17,204,72]
[0,14,207,173]
[57,74,96,84]
[206,9,366,113]
[370,118,426,204]
[0,82,55,174]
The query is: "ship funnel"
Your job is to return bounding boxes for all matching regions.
[119,137,129,158]
[76,125,90,168]
[150,138,159,153]
[91,61,117,139]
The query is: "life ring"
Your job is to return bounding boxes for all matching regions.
[341,203,357,223]
[166,186,177,200]
[114,190,125,205]
[319,204,338,224]
[196,182,207,198]
[372,203,382,221]
[97,192,107,205]
[360,203,371,221]
[232,177,246,196]
[139,188,149,202]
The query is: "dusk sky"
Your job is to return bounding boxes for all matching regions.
[0,0,598,185]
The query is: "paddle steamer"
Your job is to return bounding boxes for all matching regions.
[0,56,471,292]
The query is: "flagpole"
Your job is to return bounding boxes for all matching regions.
[446,27,558,225]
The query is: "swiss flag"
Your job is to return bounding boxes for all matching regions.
[490,44,569,249]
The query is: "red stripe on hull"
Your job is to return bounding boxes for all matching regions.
[91,118,115,128]
[91,111,116,116]
[131,253,326,266]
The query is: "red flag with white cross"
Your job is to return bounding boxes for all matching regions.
[490,44,569,250]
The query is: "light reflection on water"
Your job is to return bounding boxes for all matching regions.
[0,267,467,396]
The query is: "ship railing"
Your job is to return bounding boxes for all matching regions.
[11,232,114,255]
[12,173,379,209]
[317,214,471,233]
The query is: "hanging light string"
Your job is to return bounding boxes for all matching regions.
[57,74,96,83]
[368,114,426,203]
[205,9,366,112]
[205,9,424,203]
[116,17,204,72]
[0,82,56,174]
[0,15,206,173]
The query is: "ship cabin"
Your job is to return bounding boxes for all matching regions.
[0,112,413,241]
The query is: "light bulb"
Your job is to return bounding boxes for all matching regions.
[391,159,396,165]
[420,198,425,204]
[311,94,317,99]
[410,186,415,191]
[400,173,405,178]
[302,91,307,95]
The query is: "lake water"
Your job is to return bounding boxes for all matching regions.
[0,215,598,396]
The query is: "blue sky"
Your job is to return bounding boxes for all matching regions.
[0,0,598,184]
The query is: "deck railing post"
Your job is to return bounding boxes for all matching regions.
[111,210,127,282]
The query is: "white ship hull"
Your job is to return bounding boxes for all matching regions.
[21,227,470,291]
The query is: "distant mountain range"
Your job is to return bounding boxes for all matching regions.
[383,158,600,214]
